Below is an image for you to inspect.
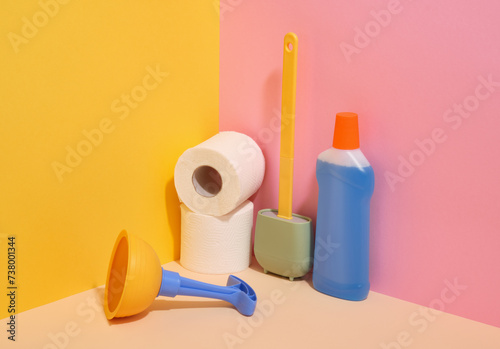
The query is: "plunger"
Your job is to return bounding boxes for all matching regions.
[104,230,257,319]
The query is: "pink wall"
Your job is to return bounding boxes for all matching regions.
[220,0,500,327]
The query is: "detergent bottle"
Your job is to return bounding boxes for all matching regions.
[312,112,374,301]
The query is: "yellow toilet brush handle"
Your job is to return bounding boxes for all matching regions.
[278,32,298,220]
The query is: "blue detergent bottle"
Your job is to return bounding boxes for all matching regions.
[312,112,375,301]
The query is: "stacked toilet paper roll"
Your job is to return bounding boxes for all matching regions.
[180,201,254,274]
[174,132,265,274]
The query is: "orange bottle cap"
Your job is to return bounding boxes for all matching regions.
[332,112,360,150]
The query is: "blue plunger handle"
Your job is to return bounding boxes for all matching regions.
[158,269,256,316]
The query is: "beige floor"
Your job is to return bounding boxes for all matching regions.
[3,260,499,349]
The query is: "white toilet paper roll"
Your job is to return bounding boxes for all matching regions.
[174,131,265,216]
[180,201,253,274]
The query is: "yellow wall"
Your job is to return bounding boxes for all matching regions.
[0,1,219,317]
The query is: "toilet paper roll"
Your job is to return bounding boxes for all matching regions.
[174,131,265,216]
[180,201,253,274]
